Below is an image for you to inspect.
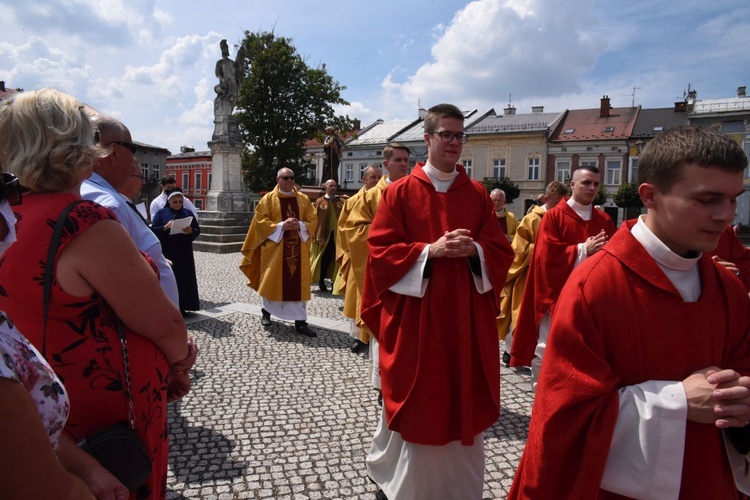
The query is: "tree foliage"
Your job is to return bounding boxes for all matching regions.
[234,31,350,193]
[482,177,521,204]
[613,183,644,209]
[594,185,608,206]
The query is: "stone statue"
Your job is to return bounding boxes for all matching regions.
[322,126,342,185]
[212,39,241,143]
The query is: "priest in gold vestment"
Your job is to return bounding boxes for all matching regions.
[240,167,318,337]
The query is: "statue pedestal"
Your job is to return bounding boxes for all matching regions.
[206,141,249,212]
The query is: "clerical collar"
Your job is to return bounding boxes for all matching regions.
[423,162,458,180]
[324,194,331,199]
[279,188,295,196]
[567,197,592,220]
[632,216,700,271]
[495,208,507,217]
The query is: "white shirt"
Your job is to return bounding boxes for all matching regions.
[81,173,180,307]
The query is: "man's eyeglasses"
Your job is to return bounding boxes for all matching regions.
[0,172,23,206]
[429,131,469,144]
[106,141,137,155]
[279,176,295,180]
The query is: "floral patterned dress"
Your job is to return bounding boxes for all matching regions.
[0,192,170,499]
[0,311,69,448]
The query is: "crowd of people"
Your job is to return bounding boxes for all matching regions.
[241,104,750,499]
[3,87,750,500]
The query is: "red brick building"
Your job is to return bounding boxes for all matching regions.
[165,147,213,210]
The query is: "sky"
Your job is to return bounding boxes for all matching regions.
[1,0,748,154]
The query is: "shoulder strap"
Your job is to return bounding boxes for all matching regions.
[42,199,86,356]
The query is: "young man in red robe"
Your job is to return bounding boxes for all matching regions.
[360,103,514,499]
[510,166,616,389]
[711,225,750,292]
[509,126,750,499]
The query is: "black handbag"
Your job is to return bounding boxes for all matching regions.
[43,200,152,492]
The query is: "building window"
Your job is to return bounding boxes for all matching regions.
[580,159,597,168]
[527,157,540,181]
[462,159,473,179]
[606,160,621,185]
[182,173,189,190]
[629,158,639,184]
[492,159,506,178]
[152,163,161,178]
[345,164,354,182]
[602,126,615,133]
[195,172,202,191]
[208,172,213,191]
[359,163,368,181]
[194,199,203,210]
[556,161,570,182]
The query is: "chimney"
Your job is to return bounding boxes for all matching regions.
[531,106,544,113]
[180,146,195,153]
[600,95,611,118]
[738,86,747,98]
[504,105,516,116]
[687,88,697,100]
[674,101,687,112]
[0,81,5,92]
[418,107,427,119]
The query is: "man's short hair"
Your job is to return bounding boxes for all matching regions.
[383,142,410,161]
[545,181,569,197]
[573,165,600,178]
[160,175,176,187]
[92,115,129,148]
[364,165,382,176]
[638,126,748,192]
[490,188,505,197]
[424,104,464,133]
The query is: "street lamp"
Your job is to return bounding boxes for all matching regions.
[635,139,645,155]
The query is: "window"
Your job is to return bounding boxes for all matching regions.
[556,161,570,182]
[564,128,575,134]
[359,163,368,181]
[208,172,213,191]
[580,160,597,169]
[606,160,621,185]
[602,126,615,133]
[492,159,506,178]
[151,163,161,178]
[527,157,540,181]
[195,172,202,191]
[181,173,189,190]
[462,159,473,179]
[194,199,203,210]
[345,164,354,182]
[629,158,639,184]
[652,126,664,132]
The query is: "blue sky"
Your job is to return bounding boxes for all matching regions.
[1,0,748,154]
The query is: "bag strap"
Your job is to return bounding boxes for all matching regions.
[42,199,85,356]
[42,199,136,430]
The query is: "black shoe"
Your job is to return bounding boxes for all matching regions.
[377,390,383,406]
[260,309,272,327]
[295,321,317,337]
[502,351,511,367]
[350,340,367,353]
[318,281,328,292]
[375,489,388,500]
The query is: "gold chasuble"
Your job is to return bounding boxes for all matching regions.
[333,186,366,298]
[239,187,317,302]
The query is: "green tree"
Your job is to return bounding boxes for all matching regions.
[613,182,644,220]
[482,177,521,204]
[234,31,350,193]
[594,185,608,206]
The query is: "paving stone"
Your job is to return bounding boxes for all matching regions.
[165,251,534,498]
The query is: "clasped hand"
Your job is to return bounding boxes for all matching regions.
[684,367,750,428]
[585,230,609,255]
[429,229,477,259]
[282,217,299,231]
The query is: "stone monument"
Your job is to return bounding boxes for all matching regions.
[206,38,249,213]
[197,39,252,253]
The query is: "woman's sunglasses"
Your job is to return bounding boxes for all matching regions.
[0,173,23,206]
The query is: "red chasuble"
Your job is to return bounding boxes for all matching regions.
[710,225,750,292]
[279,197,303,301]
[508,220,750,500]
[360,163,514,446]
[511,199,615,367]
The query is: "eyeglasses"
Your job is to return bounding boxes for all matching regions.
[0,173,23,206]
[429,131,469,144]
[279,176,295,180]
[106,141,137,155]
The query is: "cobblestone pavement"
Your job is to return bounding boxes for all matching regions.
[166,251,534,499]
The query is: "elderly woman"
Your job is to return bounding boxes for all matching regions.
[151,188,201,314]
[0,88,196,499]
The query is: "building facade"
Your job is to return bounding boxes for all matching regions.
[166,148,213,210]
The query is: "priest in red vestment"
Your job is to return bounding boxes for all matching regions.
[360,104,514,499]
[710,224,750,292]
[511,166,615,388]
[509,126,750,499]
